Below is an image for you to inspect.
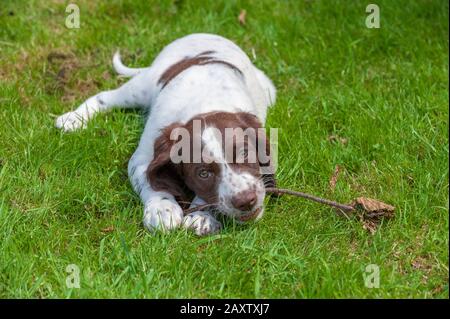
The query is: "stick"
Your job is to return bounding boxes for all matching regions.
[265,187,355,212]
[183,187,355,214]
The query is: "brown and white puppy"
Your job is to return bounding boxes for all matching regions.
[55,33,277,235]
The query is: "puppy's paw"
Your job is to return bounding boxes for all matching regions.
[183,211,222,236]
[55,111,85,132]
[143,198,184,233]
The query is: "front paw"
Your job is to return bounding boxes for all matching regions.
[183,211,222,236]
[143,198,184,233]
[55,111,85,132]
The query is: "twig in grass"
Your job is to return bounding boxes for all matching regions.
[183,187,355,214]
[182,187,395,229]
[265,187,355,212]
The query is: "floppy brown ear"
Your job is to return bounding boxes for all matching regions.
[146,123,187,200]
[238,112,277,189]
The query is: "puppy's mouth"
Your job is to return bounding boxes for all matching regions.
[238,207,262,222]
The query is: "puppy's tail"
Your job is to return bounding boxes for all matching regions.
[112,51,145,77]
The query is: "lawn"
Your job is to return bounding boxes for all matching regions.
[0,0,448,298]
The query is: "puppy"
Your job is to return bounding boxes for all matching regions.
[56,33,277,235]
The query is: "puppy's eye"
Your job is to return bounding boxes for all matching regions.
[198,168,212,179]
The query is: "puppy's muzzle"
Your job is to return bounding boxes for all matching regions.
[231,190,257,212]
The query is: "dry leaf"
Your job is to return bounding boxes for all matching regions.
[238,9,247,25]
[348,197,395,234]
[101,226,115,233]
[329,164,341,192]
[328,135,348,145]
[411,256,432,272]
[335,197,395,234]
[350,197,395,219]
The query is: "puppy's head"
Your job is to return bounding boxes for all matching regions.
[147,111,276,222]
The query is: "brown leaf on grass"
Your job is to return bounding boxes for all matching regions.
[101,226,115,234]
[335,197,395,234]
[329,164,341,192]
[328,135,348,145]
[411,256,432,272]
[238,9,247,25]
[350,197,395,219]
[348,197,395,234]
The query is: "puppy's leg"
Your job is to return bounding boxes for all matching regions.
[55,72,150,132]
[183,196,222,236]
[128,126,184,233]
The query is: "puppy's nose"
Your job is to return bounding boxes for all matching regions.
[231,190,257,211]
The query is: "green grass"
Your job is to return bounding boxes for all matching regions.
[0,0,448,298]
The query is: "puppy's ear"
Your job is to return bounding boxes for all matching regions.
[147,123,187,200]
[238,112,277,189]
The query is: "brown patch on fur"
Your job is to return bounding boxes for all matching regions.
[158,51,242,89]
[146,122,190,201]
[182,162,221,204]
[146,112,276,205]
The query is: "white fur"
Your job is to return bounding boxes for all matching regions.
[143,197,184,232]
[112,51,145,77]
[183,196,221,236]
[55,33,276,235]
